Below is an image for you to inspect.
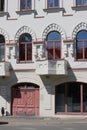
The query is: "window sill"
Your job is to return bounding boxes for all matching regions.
[17,61,34,64]
[72,5,87,11]
[0,11,8,16]
[43,7,64,13]
[16,10,36,15]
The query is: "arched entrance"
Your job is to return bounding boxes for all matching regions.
[55,82,87,114]
[11,82,40,116]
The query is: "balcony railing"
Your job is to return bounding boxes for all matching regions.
[0,62,10,76]
[36,59,68,75]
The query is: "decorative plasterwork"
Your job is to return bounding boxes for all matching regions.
[42,23,66,40]
[15,25,36,42]
[0,28,9,43]
[72,22,87,39]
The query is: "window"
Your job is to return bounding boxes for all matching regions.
[46,31,61,60]
[76,0,87,6]
[0,0,4,11]
[0,35,5,61]
[19,33,32,62]
[47,0,59,8]
[55,82,87,113]
[76,30,87,60]
[21,0,31,10]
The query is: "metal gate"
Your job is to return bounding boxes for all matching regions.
[12,88,39,116]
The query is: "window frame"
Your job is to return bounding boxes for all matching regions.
[47,0,59,8]
[76,30,87,60]
[76,0,87,6]
[0,34,5,62]
[20,0,32,11]
[19,33,32,62]
[46,31,61,60]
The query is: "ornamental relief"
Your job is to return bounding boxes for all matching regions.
[15,25,36,42]
[72,22,87,39]
[0,28,9,43]
[42,23,66,40]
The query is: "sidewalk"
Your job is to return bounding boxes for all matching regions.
[0,115,87,126]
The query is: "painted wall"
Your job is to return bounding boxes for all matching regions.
[0,0,87,116]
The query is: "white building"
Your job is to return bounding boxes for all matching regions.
[0,0,87,116]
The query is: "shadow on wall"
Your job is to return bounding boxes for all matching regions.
[0,64,18,116]
[40,61,77,95]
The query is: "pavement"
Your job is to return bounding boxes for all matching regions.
[0,115,87,126]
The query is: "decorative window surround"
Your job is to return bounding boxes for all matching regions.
[42,23,66,40]
[15,25,36,42]
[72,22,87,39]
[0,28,9,43]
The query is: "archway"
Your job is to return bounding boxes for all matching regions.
[55,82,87,114]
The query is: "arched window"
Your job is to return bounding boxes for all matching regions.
[19,33,32,62]
[46,31,61,60]
[48,0,59,8]
[76,0,87,6]
[76,30,87,60]
[0,34,5,61]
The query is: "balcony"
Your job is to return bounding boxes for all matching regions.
[0,62,10,76]
[36,59,68,75]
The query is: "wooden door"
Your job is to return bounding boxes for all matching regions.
[12,88,39,116]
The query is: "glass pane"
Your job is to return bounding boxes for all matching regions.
[0,35,5,43]
[47,41,53,59]
[77,31,87,40]
[19,33,32,42]
[54,0,58,7]
[55,84,65,112]
[0,0,4,11]
[19,44,25,61]
[21,0,26,9]
[84,41,87,58]
[76,0,82,5]
[76,31,87,59]
[55,41,61,59]
[0,45,4,61]
[83,84,87,112]
[27,44,32,60]
[47,31,61,41]
[84,0,87,5]
[48,0,53,7]
[67,83,80,112]
[27,0,31,9]
[76,41,83,59]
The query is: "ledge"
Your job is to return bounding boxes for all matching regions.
[43,7,64,13]
[72,5,87,11]
[63,39,74,43]
[16,9,36,15]
[0,11,8,16]
[33,40,44,44]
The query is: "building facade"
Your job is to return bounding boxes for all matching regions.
[0,0,87,116]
